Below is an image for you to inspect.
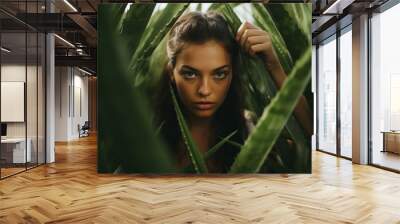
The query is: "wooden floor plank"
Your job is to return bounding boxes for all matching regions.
[0,134,400,223]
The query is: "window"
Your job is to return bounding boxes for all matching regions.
[339,27,352,158]
[370,3,400,171]
[317,35,337,154]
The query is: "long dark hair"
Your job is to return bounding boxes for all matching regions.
[153,11,247,173]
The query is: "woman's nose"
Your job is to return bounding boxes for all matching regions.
[198,77,212,97]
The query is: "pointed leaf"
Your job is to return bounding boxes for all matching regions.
[251,3,293,73]
[226,139,243,149]
[170,85,208,173]
[230,48,312,173]
[267,3,311,62]
[120,4,156,55]
[183,130,238,172]
[214,3,311,173]
[98,4,177,173]
[128,3,189,87]
[204,130,238,160]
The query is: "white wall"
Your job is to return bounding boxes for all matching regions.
[55,66,89,141]
[55,66,69,141]
[1,65,39,137]
[1,65,27,141]
[1,65,26,139]
[72,72,89,138]
[1,63,46,164]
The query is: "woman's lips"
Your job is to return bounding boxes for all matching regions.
[194,102,215,110]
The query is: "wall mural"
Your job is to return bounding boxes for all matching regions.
[98,3,312,174]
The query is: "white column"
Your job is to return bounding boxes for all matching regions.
[352,14,369,164]
[46,1,55,163]
[55,67,73,141]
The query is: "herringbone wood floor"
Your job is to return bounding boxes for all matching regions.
[1,134,400,224]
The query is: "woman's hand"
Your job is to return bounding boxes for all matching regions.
[235,21,274,61]
[236,21,313,135]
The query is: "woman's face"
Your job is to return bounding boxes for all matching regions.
[172,40,232,120]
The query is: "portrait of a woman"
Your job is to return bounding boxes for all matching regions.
[98,3,312,174]
[153,11,293,173]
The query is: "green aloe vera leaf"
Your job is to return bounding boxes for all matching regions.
[225,139,243,149]
[170,85,208,173]
[98,4,177,173]
[214,3,311,173]
[251,3,293,74]
[119,4,156,55]
[266,3,311,63]
[155,121,165,136]
[183,130,238,172]
[266,3,313,110]
[147,35,169,91]
[204,130,238,160]
[210,3,242,30]
[230,48,311,173]
[283,3,311,40]
[128,3,189,87]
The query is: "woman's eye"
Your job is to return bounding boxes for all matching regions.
[182,71,197,79]
[214,71,228,80]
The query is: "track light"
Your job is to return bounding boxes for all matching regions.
[322,0,356,15]
[63,0,78,12]
[78,67,93,76]
[54,34,75,48]
[1,47,11,53]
